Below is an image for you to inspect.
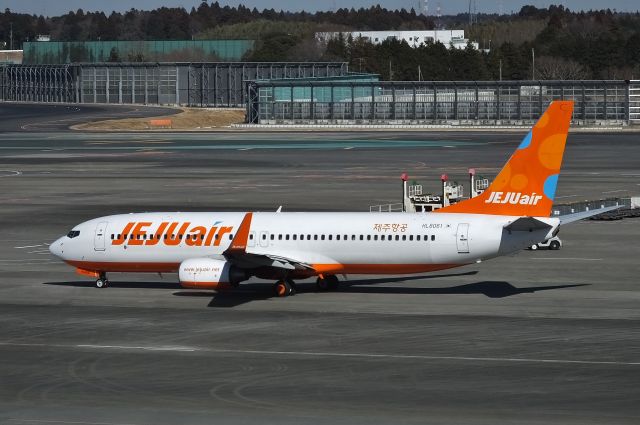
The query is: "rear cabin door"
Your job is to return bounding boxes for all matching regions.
[94,221,108,251]
[456,223,470,254]
[259,231,269,248]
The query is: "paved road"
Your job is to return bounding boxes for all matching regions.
[0,105,639,424]
[0,102,177,132]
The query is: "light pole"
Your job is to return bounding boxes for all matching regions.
[532,48,535,80]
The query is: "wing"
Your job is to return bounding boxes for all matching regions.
[221,212,315,272]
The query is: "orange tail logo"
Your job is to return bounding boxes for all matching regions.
[436,100,574,217]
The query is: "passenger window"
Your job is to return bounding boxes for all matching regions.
[328,235,333,241]
[374,235,378,240]
[381,235,385,240]
[293,234,297,240]
[395,235,400,241]
[307,235,311,240]
[270,234,274,240]
[336,235,340,240]
[229,234,233,240]
[286,235,290,240]
[402,235,406,241]
[416,235,421,241]
[344,234,348,240]
[409,235,413,241]
[359,235,364,241]
[250,234,254,240]
[351,235,355,240]
[314,235,318,240]
[367,235,371,241]
[278,234,282,240]
[424,235,429,241]
[431,235,435,241]
[321,235,325,240]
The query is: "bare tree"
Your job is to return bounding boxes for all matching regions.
[535,56,588,80]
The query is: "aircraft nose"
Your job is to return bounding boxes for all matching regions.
[49,237,64,258]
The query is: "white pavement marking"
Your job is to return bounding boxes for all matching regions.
[0,170,22,177]
[530,257,602,261]
[8,419,145,425]
[602,189,627,194]
[14,244,43,249]
[0,342,637,367]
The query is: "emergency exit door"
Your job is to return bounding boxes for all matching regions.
[456,223,470,253]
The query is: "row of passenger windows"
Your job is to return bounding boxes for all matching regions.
[253,233,436,242]
[110,233,230,241]
[110,233,437,242]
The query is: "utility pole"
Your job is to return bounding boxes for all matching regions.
[531,48,535,80]
[10,23,13,50]
[499,59,502,81]
[389,60,393,81]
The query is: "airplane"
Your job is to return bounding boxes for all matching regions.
[49,100,616,297]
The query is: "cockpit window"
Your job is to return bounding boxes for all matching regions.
[67,230,80,238]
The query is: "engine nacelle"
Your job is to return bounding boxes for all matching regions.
[178,258,247,290]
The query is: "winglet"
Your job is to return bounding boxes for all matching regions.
[436,101,574,217]
[224,212,253,256]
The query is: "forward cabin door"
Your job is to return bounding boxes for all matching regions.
[456,223,470,254]
[94,221,108,251]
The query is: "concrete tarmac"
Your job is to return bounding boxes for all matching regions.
[0,106,639,424]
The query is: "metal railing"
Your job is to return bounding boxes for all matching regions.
[1,62,349,107]
[370,203,404,212]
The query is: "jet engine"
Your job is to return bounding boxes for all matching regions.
[178,258,248,290]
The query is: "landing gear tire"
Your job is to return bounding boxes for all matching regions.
[95,278,109,288]
[530,244,538,250]
[316,275,339,291]
[274,279,295,297]
[549,241,561,250]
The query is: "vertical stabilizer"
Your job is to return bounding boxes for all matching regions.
[436,100,574,217]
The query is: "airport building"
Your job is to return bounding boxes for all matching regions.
[1,61,640,126]
[315,30,479,50]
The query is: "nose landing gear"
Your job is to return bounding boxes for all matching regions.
[95,273,109,288]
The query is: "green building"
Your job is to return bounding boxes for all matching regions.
[22,40,255,64]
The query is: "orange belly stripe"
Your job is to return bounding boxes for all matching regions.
[65,260,463,276]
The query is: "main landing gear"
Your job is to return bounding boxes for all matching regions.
[272,275,340,297]
[274,278,296,297]
[316,275,339,292]
[95,273,109,288]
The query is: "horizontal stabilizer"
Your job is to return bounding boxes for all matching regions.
[504,217,553,232]
[559,205,622,225]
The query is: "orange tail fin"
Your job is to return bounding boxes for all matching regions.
[436,100,574,217]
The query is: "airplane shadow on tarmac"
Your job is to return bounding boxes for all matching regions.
[43,271,589,308]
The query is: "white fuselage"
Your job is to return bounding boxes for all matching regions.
[50,211,558,278]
